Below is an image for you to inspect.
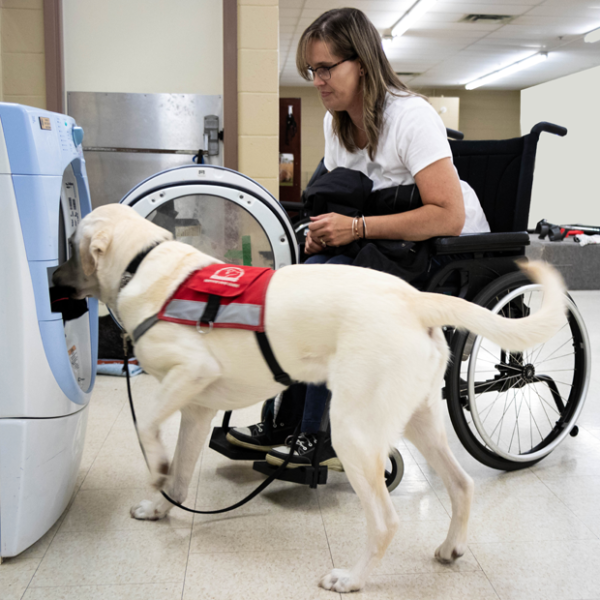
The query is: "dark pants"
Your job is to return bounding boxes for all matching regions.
[299,252,354,433]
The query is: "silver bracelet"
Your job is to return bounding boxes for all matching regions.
[361,215,368,239]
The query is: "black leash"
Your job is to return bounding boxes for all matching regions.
[121,333,301,515]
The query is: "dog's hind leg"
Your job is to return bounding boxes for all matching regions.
[320,401,400,593]
[404,399,474,563]
[131,403,215,521]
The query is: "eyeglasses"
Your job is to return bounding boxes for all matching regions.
[307,56,356,81]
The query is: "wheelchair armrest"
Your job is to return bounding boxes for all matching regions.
[433,231,530,255]
[280,201,304,211]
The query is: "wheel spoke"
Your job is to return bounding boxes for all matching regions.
[473,373,522,398]
[479,390,504,424]
[447,278,588,468]
[488,394,517,443]
[529,384,555,427]
[533,335,572,367]
[526,384,544,445]
[534,351,575,367]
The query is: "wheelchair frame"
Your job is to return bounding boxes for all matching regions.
[209,122,591,487]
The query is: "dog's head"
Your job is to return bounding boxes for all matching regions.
[52,204,173,305]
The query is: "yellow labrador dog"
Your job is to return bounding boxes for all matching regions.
[53,204,566,593]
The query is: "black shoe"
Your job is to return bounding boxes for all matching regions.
[226,420,296,452]
[265,432,343,471]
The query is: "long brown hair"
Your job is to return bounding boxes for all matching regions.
[297,8,424,161]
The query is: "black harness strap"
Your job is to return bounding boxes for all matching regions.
[121,334,301,515]
[200,294,221,325]
[132,314,160,344]
[125,243,162,275]
[255,331,294,386]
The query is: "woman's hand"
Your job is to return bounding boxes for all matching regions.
[308,213,355,248]
[304,228,326,255]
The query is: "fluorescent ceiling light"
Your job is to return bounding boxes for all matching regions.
[381,35,395,50]
[584,26,600,43]
[391,0,437,38]
[465,53,548,90]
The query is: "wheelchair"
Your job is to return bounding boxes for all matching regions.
[121,122,590,492]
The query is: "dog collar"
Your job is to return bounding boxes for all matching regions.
[120,242,163,290]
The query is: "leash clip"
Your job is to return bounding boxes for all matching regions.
[196,320,214,335]
[121,331,132,355]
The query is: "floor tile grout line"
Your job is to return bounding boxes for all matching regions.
[16,382,131,600]
[182,449,209,600]
[18,580,184,589]
[467,544,503,600]
[532,468,600,541]
[315,486,344,600]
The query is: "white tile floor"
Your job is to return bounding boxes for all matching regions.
[1,290,599,600]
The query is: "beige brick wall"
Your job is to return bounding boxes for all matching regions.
[417,87,521,140]
[237,0,278,198]
[0,0,46,109]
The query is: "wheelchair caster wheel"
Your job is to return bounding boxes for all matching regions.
[385,447,404,492]
[570,426,579,437]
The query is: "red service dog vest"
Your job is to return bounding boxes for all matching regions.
[129,261,292,386]
[158,264,275,331]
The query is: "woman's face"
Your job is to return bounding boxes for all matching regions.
[306,39,362,115]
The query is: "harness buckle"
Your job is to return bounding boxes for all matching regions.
[196,320,214,335]
[121,332,131,356]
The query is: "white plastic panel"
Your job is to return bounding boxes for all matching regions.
[0,174,84,418]
[0,406,88,557]
[59,164,92,391]
[0,117,11,174]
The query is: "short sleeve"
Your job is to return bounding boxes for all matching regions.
[392,99,452,177]
[323,111,336,172]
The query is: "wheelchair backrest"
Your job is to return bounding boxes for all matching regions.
[450,128,545,234]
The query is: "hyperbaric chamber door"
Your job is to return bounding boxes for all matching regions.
[120,165,298,269]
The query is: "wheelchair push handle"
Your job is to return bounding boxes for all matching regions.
[531,122,567,137]
[446,128,464,140]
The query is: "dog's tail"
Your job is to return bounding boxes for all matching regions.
[412,261,567,351]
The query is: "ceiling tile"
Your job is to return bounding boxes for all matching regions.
[278,0,600,90]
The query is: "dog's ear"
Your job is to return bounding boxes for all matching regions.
[80,228,111,276]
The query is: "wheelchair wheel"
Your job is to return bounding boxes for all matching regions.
[385,448,404,492]
[446,271,590,470]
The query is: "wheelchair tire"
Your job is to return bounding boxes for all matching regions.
[445,271,591,471]
[385,448,404,492]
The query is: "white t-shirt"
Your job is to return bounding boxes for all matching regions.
[323,94,490,234]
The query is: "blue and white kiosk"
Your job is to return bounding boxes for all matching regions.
[0,103,98,558]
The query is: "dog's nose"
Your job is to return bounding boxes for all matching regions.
[51,267,63,286]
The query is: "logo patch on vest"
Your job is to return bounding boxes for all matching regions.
[157,264,275,331]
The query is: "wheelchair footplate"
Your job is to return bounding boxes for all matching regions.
[252,460,328,487]
[208,427,268,461]
[209,427,329,487]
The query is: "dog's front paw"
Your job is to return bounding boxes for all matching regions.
[130,499,168,521]
[435,542,465,565]
[320,569,362,593]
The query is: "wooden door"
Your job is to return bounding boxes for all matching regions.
[279,98,301,204]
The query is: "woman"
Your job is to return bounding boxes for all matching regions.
[227,7,489,467]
